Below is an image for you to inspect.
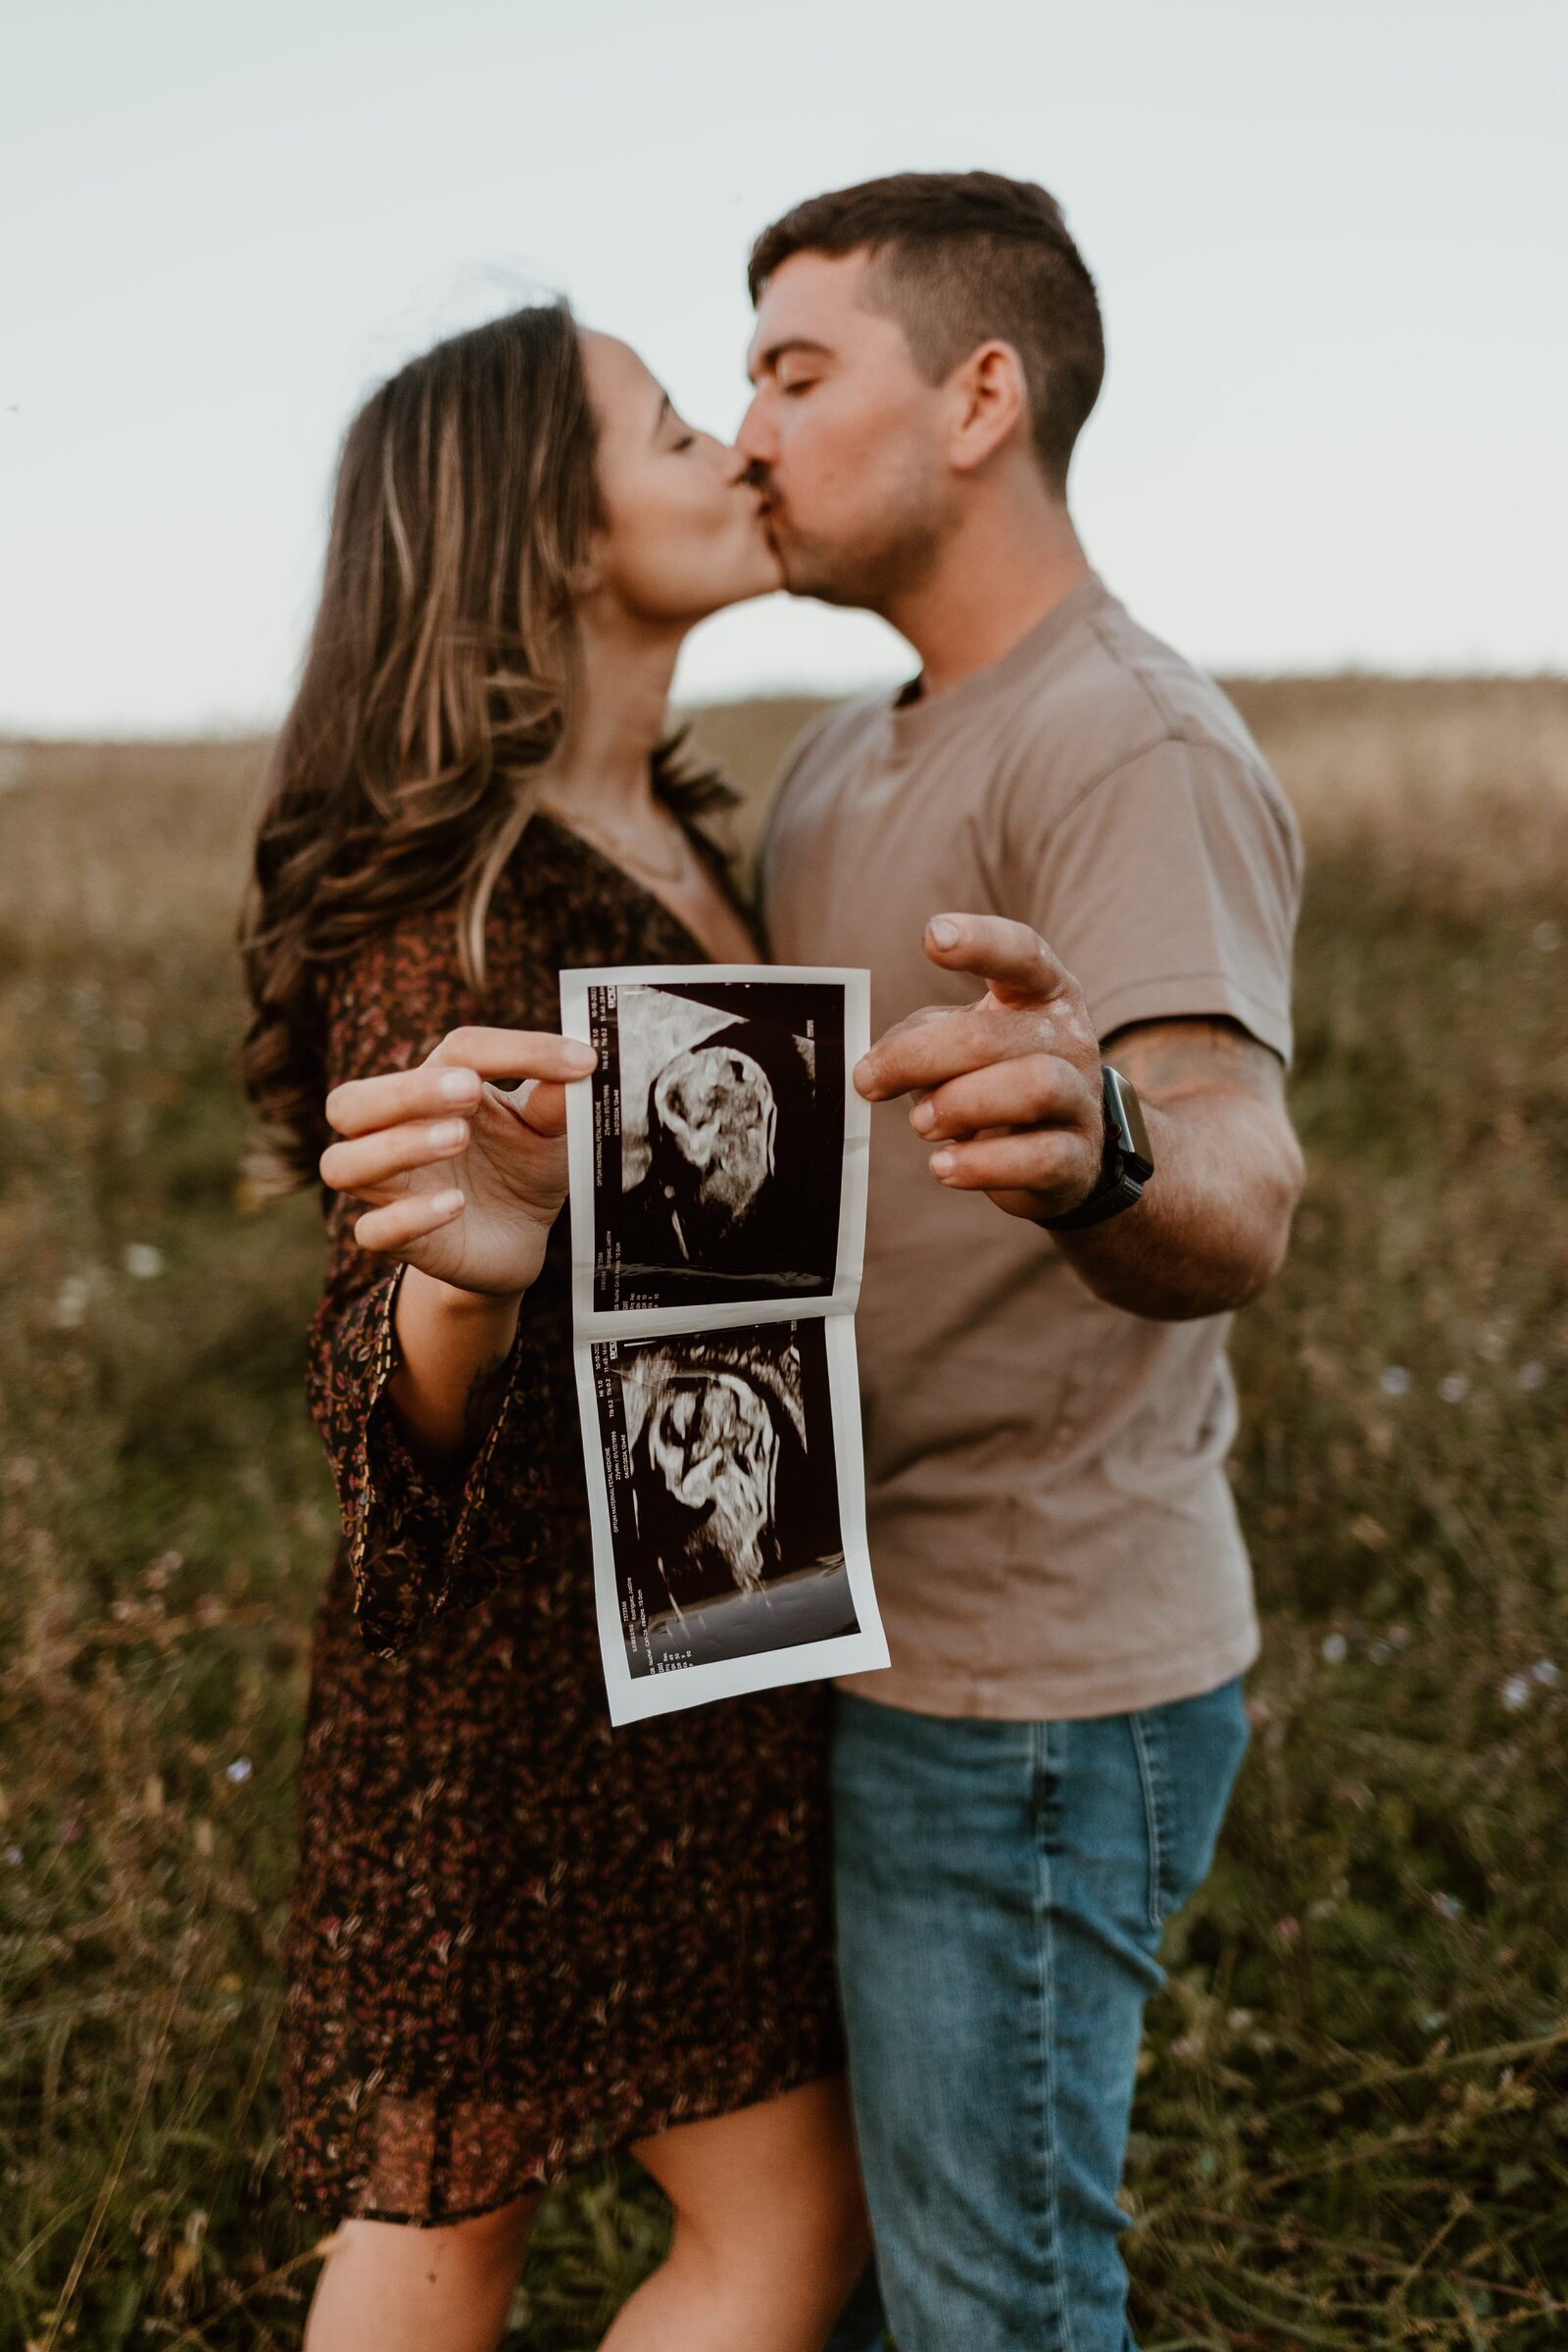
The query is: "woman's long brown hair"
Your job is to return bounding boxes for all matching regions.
[239,301,724,1189]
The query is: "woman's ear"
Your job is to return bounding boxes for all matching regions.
[567,521,610,600]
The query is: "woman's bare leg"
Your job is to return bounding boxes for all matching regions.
[604,2075,870,2352]
[302,2193,541,2352]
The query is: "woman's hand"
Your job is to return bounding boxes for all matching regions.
[319,1027,598,1300]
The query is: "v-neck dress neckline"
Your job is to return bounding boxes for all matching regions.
[530,808,759,969]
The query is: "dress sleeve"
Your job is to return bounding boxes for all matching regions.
[302,910,559,1657]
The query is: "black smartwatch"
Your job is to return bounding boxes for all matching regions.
[1043,1065,1154,1232]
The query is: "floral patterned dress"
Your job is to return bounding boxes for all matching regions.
[279,816,842,2224]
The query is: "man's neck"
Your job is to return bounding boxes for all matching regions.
[885,489,1093,704]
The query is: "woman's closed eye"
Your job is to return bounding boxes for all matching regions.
[654,390,699,454]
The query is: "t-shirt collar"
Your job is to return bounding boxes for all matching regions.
[887,573,1109,751]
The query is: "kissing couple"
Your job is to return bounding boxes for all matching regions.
[244,170,1303,2352]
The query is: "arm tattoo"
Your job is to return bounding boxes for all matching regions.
[1102,1016,1287,1109]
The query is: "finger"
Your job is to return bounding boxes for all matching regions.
[853,1007,958,1102]
[319,1116,470,1199]
[427,1027,598,1083]
[326,1063,481,1140]
[910,1054,1098,1144]
[325,1032,592,1139]
[485,1076,569,1143]
[857,1004,1050,1102]
[923,913,1073,1008]
[926,1128,1101,1200]
[353,1188,465,1255]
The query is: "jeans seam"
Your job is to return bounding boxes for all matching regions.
[1128,1709,1165,1932]
[1031,1720,1078,2352]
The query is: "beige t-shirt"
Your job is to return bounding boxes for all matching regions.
[760,577,1301,1721]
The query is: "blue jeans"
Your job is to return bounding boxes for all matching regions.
[825,1678,1249,2352]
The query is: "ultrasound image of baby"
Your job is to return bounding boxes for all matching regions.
[621,1331,808,1608]
[653,1037,779,1231]
[644,1368,780,1592]
[606,983,840,1304]
[603,1322,854,1669]
[623,1018,804,1275]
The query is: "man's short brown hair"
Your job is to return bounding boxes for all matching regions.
[749,171,1104,492]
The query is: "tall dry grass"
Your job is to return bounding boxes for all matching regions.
[2,677,1566,2347]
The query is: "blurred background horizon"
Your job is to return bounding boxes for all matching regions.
[5,0,1567,740]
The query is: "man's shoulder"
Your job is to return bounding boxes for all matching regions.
[1014,590,1273,799]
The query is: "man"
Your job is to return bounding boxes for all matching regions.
[735,172,1304,2351]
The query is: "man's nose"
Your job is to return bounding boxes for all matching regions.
[733,388,775,468]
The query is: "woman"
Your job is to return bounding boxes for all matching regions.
[241,304,868,2352]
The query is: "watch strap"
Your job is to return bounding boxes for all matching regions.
[1043,1064,1153,1233]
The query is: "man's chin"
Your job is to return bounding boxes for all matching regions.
[769,511,937,614]
[772,539,853,606]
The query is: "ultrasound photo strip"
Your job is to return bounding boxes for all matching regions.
[562,964,886,1725]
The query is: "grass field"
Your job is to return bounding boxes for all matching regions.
[2,677,1566,2348]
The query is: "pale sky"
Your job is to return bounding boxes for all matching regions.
[4,0,1565,735]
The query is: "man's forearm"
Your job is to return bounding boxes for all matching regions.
[1055,1085,1302,1320]
[853,921,1302,1323]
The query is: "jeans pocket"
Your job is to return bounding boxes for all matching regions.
[1129,1677,1250,1929]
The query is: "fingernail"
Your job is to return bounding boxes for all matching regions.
[911,1101,935,1133]
[428,1119,466,1150]
[930,1151,956,1178]
[432,1189,465,1215]
[928,917,959,950]
[853,1056,876,1096]
[564,1043,597,1073]
[438,1069,480,1102]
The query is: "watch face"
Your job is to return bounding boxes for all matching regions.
[1102,1066,1154,1182]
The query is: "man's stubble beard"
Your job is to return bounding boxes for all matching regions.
[764,466,946,615]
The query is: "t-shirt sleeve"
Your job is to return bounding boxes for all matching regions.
[1004,734,1302,1063]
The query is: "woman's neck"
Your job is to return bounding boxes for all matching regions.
[549,611,683,821]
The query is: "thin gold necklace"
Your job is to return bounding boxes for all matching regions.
[544,797,694,888]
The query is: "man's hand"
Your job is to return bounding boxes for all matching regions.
[856,911,1304,1320]
[853,913,1105,1223]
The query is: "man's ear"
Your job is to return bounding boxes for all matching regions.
[948,340,1030,475]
